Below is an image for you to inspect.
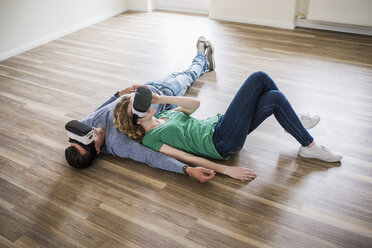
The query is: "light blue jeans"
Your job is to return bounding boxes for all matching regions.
[146,52,209,116]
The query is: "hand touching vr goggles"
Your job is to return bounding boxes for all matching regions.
[131,87,152,124]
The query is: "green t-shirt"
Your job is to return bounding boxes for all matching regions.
[142,110,228,160]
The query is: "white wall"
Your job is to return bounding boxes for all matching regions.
[1,0,370,61]
[156,0,211,14]
[210,0,297,29]
[296,0,309,16]
[0,0,127,61]
[307,0,372,27]
[127,0,156,11]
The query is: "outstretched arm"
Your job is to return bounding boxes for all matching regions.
[159,144,257,181]
[111,137,215,183]
[95,85,146,111]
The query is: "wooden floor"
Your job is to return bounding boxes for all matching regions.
[1,10,372,248]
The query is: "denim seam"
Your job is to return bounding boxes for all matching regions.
[254,103,312,146]
[275,104,313,146]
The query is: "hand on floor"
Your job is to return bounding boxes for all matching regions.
[224,167,257,181]
[188,167,216,183]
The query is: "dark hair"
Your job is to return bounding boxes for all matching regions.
[65,146,95,169]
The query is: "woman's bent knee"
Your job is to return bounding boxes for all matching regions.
[244,71,269,87]
[269,90,287,105]
[250,71,268,80]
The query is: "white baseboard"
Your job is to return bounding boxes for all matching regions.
[127,7,151,12]
[0,8,128,62]
[209,13,295,30]
[296,19,372,36]
[156,6,209,15]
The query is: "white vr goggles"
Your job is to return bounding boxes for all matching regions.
[131,87,152,124]
[65,120,96,154]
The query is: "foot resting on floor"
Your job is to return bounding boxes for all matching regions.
[298,143,342,162]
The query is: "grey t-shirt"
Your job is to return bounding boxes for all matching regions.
[81,86,185,174]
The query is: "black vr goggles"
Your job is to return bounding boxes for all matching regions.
[131,87,152,124]
[65,120,97,156]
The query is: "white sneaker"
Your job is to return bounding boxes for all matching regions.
[196,36,206,54]
[298,143,342,162]
[299,113,320,129]
[285,113,320,134]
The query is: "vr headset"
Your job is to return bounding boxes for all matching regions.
[65,120,97,156]
[131,87,152,124]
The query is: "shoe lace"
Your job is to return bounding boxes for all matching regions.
[321,145,329,152]
[197,43,205,50]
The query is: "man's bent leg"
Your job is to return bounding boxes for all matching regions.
[147,52,209,97]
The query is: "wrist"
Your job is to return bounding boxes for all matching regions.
[184,166,192,176]
[220,164,228,175]
[158,95,168,104]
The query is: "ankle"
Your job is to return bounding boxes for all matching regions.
[306,141,315,148]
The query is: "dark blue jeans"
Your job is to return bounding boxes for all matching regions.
[213,71,314,158]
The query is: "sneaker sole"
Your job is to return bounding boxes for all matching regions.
[298,153,342,163]
[206,40,215,70]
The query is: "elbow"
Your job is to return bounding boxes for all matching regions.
[186,99,200,115]
[159,150,166,156]
[192,99,201,112]
[195,99,201,108]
